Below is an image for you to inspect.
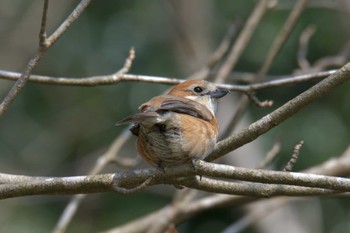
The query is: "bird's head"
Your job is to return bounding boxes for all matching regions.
[168,80,229,114]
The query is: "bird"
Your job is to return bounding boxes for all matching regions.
[116,80,229,168]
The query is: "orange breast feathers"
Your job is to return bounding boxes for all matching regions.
[116,80,229,168]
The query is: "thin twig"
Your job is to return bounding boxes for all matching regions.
[215,0,269,83]
[39,0,49,48]
[0,1,50,116]
[207,20,242,68]
[114,47,135,76]
[246,92,274,107]
[0,69,336,92]
[257,140,281,169]
[189,19,242,80]
[256,0,309,82]
[52,194,86,233]
[221,198,293,233]
[219,0,308,138]
[312,41,350,71]
[51,49,139,233]
[52,129,132,233]
[46,0,92,46]
[298,25,317,71]
[0,0,92,117]
[284,140,304,172]
[219,96,250,140]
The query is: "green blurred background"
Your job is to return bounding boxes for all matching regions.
[0,0,349,232]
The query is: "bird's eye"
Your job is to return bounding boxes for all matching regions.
[193,86,203,93]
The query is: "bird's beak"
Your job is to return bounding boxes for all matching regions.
[209,87,229,99]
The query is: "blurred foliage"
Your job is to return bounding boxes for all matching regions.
[0,0,349,233]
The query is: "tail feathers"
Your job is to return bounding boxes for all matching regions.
[115,112,158,125]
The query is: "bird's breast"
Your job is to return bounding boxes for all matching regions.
[136,112,218,167]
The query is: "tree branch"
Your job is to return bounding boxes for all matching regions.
[2,159,350,199]
[104,144,350,233]
[0,68,336,92]
[52,129,134,233]
[0,63,348,200]
[207,62,350,161]
[0,0,92,116]
[256,0,308,81]
[215,0,269,83]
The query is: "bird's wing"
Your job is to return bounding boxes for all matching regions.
[158,96,213,122]
[116,95,213,126]
[115,111,158,125]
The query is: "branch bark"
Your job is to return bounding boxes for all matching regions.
[207,62,350,161]
[0,69,336,92]
[0,0,92,116]
[1,159,350,199]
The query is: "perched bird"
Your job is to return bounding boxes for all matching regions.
[116,80,229,168]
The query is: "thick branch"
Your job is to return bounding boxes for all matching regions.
[104,145,350,233]
[207,62,350,161]
[0,174,114,199]
[181,176,338,197]
[194,160,350,192]
[1,160,350,199]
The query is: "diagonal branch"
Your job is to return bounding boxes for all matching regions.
[256,0,309,81]
[207,62,350,161]
[0,63,349,200]
[52,129,133,233]
[0,0,92,117]
[0,0,50,116]
[215,0,269,83]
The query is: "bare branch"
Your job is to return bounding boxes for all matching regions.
[46,0,92,47]
[256,0,309,81]
[207,62,350,162]
[206,20,242,68]
[298,25,317,70]
[189,19,242,80]
[221,198,294,233]
[104,144,350,233]
[284,140,304,172]
[246,92,274,107]
[39,0,49,48]
[312,41,350,71]
[115,47,135,76]
[0,69,336,93]
[219,96,250,140]
[215,0,269,83]
[306,145,350,176]
[0,0,92,116]
[52,129,132,233]
[2,160,350,200]
[181,176,338,197]
[52,194,86,233]
[218,0,309,140]
[0,1,49,116]
[257,140,281,169]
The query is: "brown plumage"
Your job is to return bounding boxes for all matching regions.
[116,80,228,168]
